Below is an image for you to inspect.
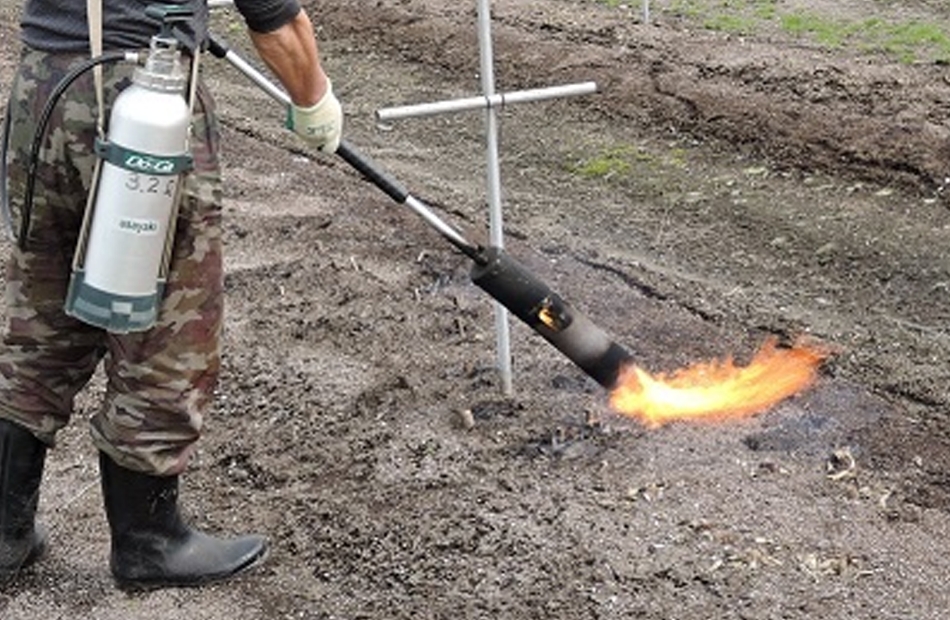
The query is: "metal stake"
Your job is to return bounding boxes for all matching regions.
[475,0,514,396]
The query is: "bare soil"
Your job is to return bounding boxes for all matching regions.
[3,0,950,618]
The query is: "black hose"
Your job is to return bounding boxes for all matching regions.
[0,101,14,241]
[17,50,133,250]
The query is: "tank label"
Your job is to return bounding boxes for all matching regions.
[95,139,194,175]
[118,218,160,235]
[125,154,176,174]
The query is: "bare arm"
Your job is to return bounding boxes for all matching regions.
[247,8,328,107]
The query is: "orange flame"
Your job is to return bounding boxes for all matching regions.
[609,337,829,428]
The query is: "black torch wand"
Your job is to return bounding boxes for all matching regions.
[206,34,635,389]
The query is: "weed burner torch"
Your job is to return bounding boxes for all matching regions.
[208,35,635,389]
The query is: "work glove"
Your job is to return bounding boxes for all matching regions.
[287,81,343,153]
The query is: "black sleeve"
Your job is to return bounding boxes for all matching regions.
[232,0,302,33]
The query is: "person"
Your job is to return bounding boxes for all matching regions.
[0,0,342,590]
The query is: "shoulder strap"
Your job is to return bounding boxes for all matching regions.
[86,0,105,139]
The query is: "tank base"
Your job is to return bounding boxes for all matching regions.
[65,270,163,333]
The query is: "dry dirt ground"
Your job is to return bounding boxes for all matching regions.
[3,0,950,618]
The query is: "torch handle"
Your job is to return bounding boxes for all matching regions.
[335,142,408,204]
[333,143,487,263]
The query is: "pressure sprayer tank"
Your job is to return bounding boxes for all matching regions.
[65,30,193,332]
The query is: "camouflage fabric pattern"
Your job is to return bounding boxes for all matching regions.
[0,48,224,476]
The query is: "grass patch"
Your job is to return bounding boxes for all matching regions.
[630,0,950,63]
[779,13,858,48]
[703,12,760,35]
[566,144,689,184]
[568,146,637,180]
[863,19,950,63]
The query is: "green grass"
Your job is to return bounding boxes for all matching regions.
[779,13,858,47]
[778,13,950,62]
[566,143,690,191]
[568,146,636,180]
[862,19,950,63]
[615,0,950,64]
[703,12,760,35]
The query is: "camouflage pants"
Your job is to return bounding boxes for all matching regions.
[0,48,224,476]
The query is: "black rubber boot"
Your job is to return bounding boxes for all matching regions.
[0,419,48,583]
[99,451,268,590]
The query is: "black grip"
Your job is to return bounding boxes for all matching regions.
[205,34,229,59]
[336,140,410,204]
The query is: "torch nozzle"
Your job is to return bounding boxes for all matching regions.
[470,247,634,388]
